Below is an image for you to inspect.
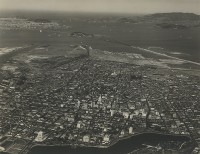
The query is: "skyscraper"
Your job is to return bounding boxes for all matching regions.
[35,131,45,142]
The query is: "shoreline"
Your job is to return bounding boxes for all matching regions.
[30,131,191,150]
[133,46,200,66]
[0,46,30,57]
[0,45,33,67]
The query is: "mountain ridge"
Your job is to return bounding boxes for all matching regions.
[144,12,200,21]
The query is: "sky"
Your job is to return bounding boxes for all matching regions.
[0,0,200,15]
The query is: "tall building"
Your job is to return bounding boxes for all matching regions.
[103,134,110,143]
[120,130,125,136]
[129,127,133,134]
[111,71,117,76]
[83,135,90,143]
[77,100,81,108]
[130,114,134,119]
[97,95,102,104]
[110,109,115,116]
[35,131,45,142]
[77,121,81,128]
[123,112,129,119]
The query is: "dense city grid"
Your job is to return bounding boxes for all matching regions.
[0,56,199,153]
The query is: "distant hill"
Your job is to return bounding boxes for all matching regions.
[156,23,188,29]
[28,18,51,23]
[144,12,200,21]
[117,17,138,23]
[117,13,200,24]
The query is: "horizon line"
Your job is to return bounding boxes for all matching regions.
[0,9,199,17]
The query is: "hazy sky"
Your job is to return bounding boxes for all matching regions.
[0,0,199,14]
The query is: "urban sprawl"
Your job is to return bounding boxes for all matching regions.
[0,55,200,154]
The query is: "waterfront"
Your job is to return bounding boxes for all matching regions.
[29,133,192,154]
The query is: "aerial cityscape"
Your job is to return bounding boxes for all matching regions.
[0,0,200,154]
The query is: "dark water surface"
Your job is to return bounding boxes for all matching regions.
[0,12,200,62]
[29,133,191,154]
